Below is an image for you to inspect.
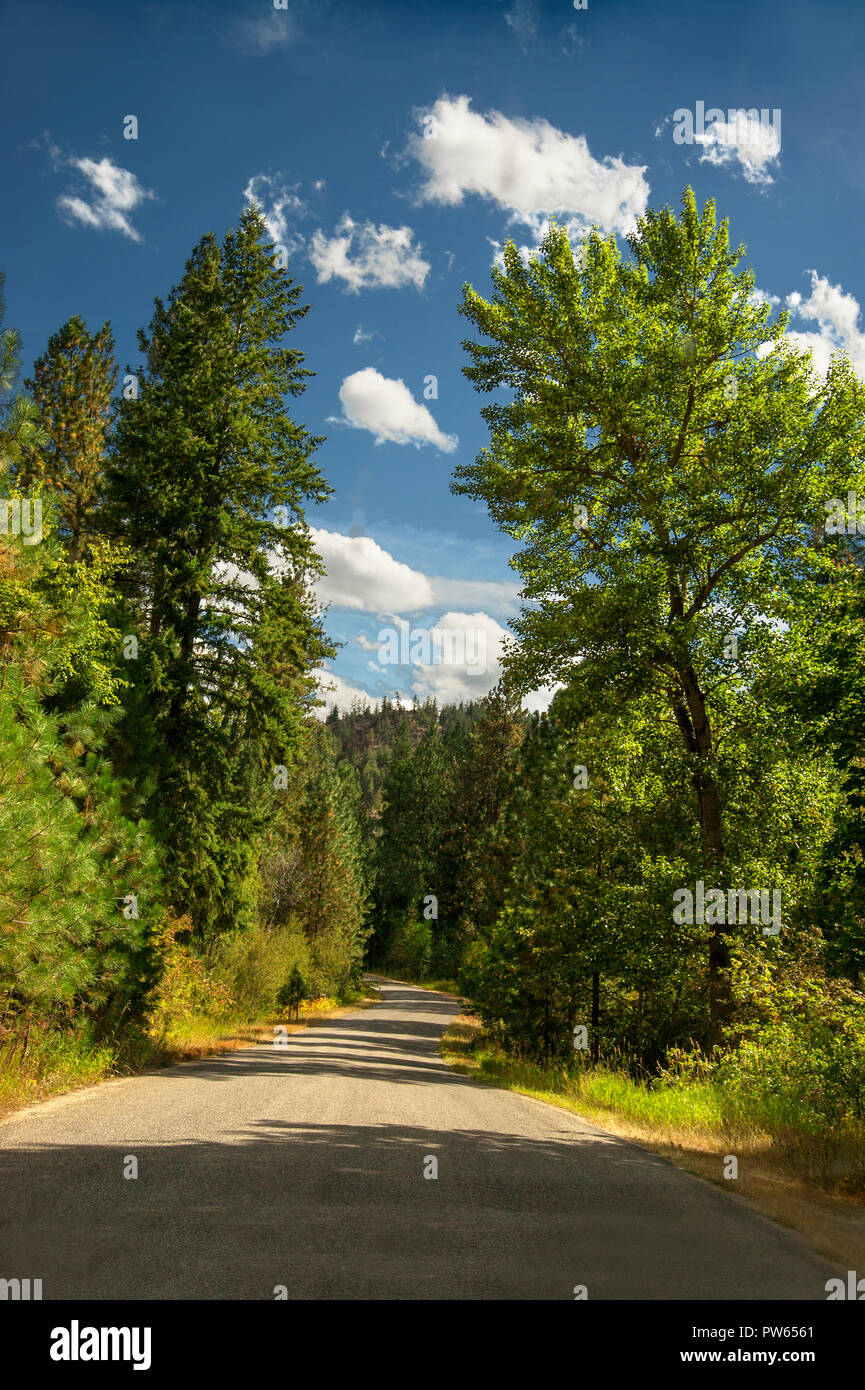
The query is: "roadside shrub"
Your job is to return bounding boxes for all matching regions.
[146,910,234,1032]
[211,920,310,1017]
[277,964,309,1020]
[386,917,432,981]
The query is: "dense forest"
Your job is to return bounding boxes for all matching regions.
[3,191,865,1187]
[0,207,371,1089]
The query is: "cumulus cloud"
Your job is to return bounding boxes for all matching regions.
[308,214,429,291]
[521,683,565,713]
[308,528,520,624]
[430,574,520,617]
[748,287,780,308]
[408,95,649,238]
[782,271,865,378]
[310,527,434,613]
[305,535,558,711]
[331,368,458,452]
[243,174,307,250]
[56,156,154,241]
[409,611,509,704]
[694,110,781,187]
[353,324,379,346]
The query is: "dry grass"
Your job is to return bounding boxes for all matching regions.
[151,995,381,1064]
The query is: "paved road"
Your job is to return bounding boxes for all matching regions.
[0,980,840,1300]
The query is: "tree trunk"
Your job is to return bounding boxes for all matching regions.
[590,970,600,1063]
[670,664,729,1048]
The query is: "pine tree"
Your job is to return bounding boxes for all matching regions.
[20,316,115,561]
[0,287,158,1036]
[0,272,43,474]
[106,207,333,938]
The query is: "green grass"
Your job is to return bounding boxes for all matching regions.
[443,1021,736,1140]
[440,1015,865,1193]
[0,1030,117,1115]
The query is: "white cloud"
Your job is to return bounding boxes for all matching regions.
[243,174,307,249]
[56,156,154,242]
[234,9,296,54]
[313,661,560,718]
[748,287,780,308]
[310,527,435,613]
[308,528,519,622]
[408,95,649,238]
[430,574,520,618]
[308,214,430,291]
[504,0,539,45]
[312,669,411,718]
[558,21,586,55]
[332,368,457,452]
[521,682,565,713]
[778,271,865,378]
[694,111,781,187]
[409,611,509,704]
[353,324,379,346]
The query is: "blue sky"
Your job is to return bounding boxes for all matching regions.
[3,0,865,710]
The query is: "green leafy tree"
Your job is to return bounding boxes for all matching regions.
[454,189,865,1041]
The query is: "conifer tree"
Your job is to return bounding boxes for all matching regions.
[20,316,115,560]
[0,272,43,473]
[106,208,332,938]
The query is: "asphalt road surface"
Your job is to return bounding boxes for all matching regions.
[0,979,841,1299]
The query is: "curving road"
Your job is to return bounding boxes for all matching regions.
[0,980,840,1300]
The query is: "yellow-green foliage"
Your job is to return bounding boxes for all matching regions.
[210,919,312,1018]
[146,910,235,1033]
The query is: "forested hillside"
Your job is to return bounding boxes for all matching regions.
[324,696,485,814]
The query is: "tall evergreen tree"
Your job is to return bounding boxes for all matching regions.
[0,272,43,473]
[106,207,332,937]
[20,316,115,561]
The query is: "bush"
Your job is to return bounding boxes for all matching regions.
[277,964,309,1020]
[211,920,311,1017]
[459,905,582,1060]
[658,958,865,1185]
[309,928,364,998]
[386,917,432,981]
[146,911,234,1032]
